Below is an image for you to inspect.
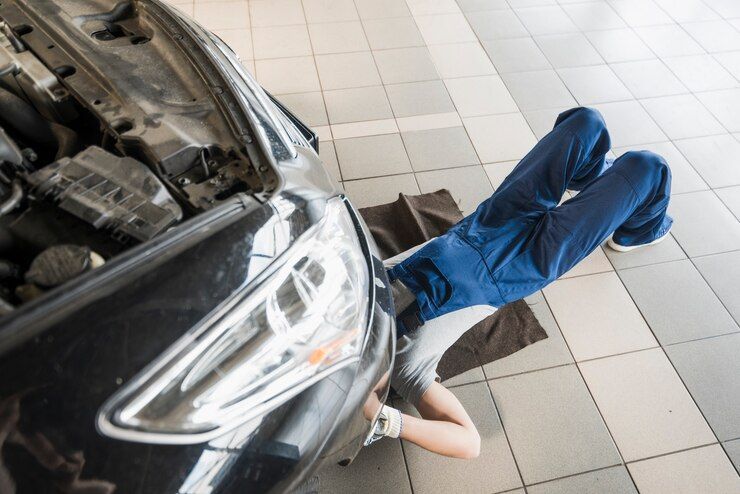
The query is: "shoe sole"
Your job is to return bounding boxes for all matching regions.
[608,229,670,252]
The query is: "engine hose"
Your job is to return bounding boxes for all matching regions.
[0,88,58,149]
[0,179,23,216]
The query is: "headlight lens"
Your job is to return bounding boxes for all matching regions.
[98,198,369,443]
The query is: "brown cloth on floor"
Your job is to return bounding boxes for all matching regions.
[358,189,548,381]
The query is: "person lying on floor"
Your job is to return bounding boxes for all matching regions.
[366,107,673,459]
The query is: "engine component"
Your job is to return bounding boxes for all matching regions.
[0,87,78,161]
[0,22,77,122]
[0,179,22,215]
[0,126,24,167]
[24,244,97,288]
[27,146,182,242]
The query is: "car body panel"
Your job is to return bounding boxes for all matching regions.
[0,0,394,492]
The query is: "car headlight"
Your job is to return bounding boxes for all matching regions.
[98,198,370,444]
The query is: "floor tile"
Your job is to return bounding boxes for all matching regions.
[401,126,479,171]
[697,88,740,133]
[668,190,740,257]
[441,365,485,388]
[406,0,461,16]
[523,107,568,139]
[483,290,574,379]
[619,259,738,345]
[558,65,632,105]
[585,29,655,63]
[308,21,369,54]
[543,272,657,361]
[330,118,398,139]
[312,124,332,142]
[713,51,740,80]
[489,365,621,484]
[373,47,439,84]
[682,20,740,54]
[323,86,393,124]
[396,111,462,132]
[444,75,518,117]
[362,17,424,50]
[303,0,358,23]
[580,348,716,462]
[355,0,411,19]
[464,113,538,163]
[385,80,455,117]
[214,29,253,61]
[642,94,725,140]
[501,70,576,111]
[193,1,249,30]
[514,6,579,35]
[611,60,687,99]
[604,234,686,270]
[465,9,529,40]
[559,246,613,278]
[666,333,740,441]
[318,140,341,182]
[561,2,626,31]
[316,52,381,90]
[628,444,740,494]
[414,13,477,45]
[482,37,552,73]
[252,25,312,59]
[613,141,708,194]
[509,0,558,6]
[400,382,523,494]
[317,435,412,494]
[342,173,420,208]
[663,55,738,92]
[427,43,496,79]
[483,160,519,189]
[249,0,305,27]
[716,186,740,220]
[591,100,667,147]
[527,466,637,494]
[415,165,493,215]
[652,0,720,23]
[535,33,604,68]
[674,134,740,188]
[334,133,411,179]
[707,0,740,18]
[723,439,740,471]
[634,24,705,57]
[457,0,510,12]
[607,0,673,27]
[256,57,321,94]
[277,91,328,127]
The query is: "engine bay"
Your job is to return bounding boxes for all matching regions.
[0,0,278,313]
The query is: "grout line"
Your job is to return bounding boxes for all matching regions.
[353,0,422,195]
[299,0,345,182]
[624,441,721,465]
[483,371,530,494]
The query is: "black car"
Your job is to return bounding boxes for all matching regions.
[0,0,395,492]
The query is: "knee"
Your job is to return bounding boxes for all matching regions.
[562,107,606,132]
[617,150,670,178]
[614,151,671,185]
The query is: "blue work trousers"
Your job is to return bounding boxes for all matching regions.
[388,107,673,327]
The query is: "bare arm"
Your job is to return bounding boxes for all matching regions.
[398,381,480,459]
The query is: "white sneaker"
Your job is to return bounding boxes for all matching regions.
[607,227,671,252]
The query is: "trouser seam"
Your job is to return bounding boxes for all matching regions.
[451,230,505,307]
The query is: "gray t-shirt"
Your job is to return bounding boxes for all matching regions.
[384,243,497,406]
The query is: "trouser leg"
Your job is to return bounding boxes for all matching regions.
[493,150,673,303]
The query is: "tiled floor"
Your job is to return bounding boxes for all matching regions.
[168,0,740,492]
